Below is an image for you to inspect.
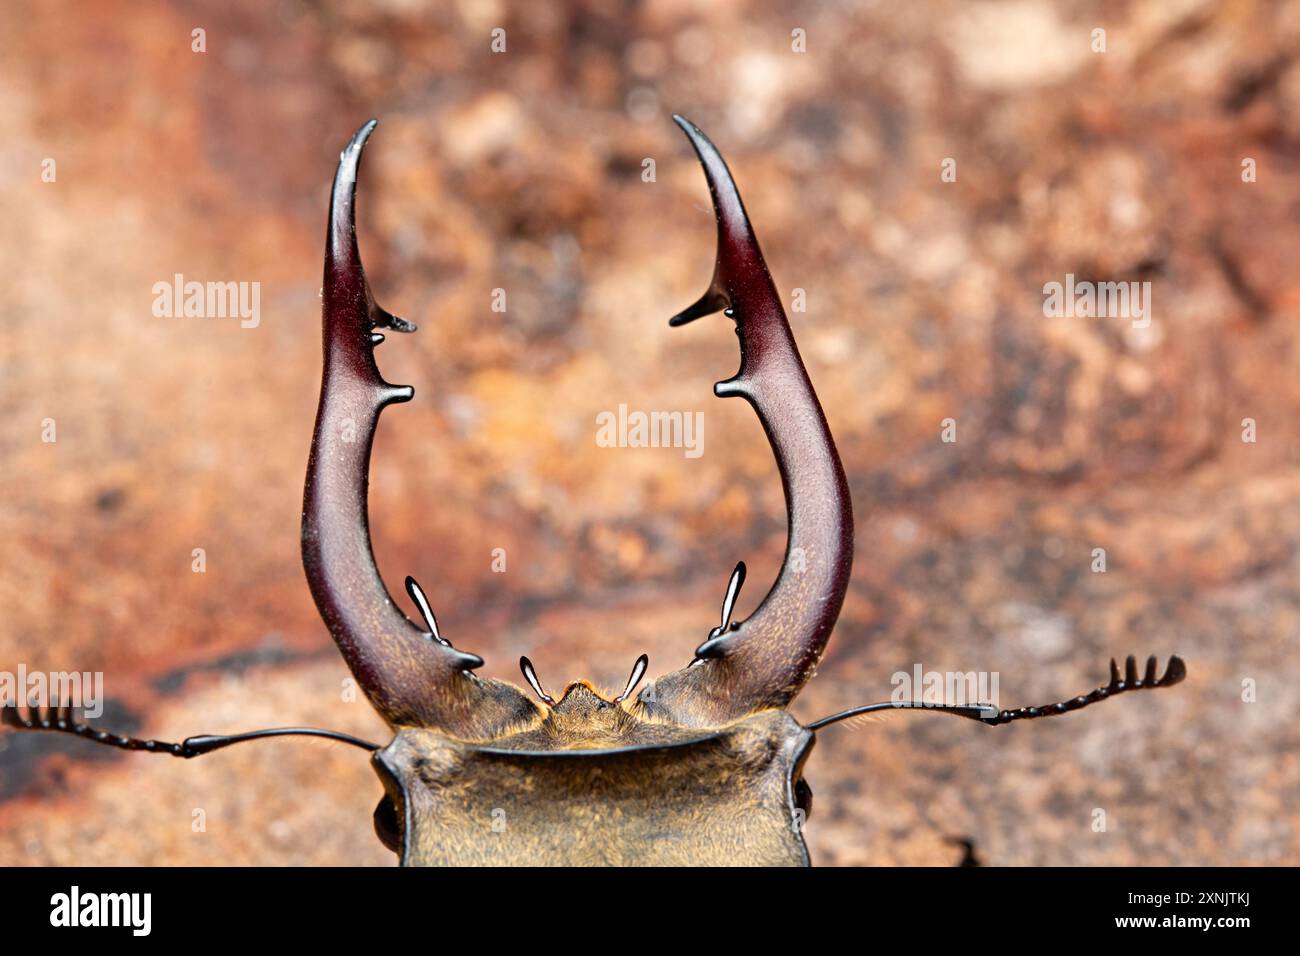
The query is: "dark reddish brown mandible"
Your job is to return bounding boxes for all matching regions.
[301,115,854,737]
[642,117,855,727]
[301,119,537,739]
[2,116,1186,867]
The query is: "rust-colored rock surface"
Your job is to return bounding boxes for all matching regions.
[1,0,1297,865]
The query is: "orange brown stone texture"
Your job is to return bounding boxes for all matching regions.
[1,0,1297,865]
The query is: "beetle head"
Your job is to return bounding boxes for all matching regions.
[372,706,815,865]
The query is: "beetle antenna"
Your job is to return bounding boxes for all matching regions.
[807,654,1186,731]
[519,656,555,705]
[2,702,380,757]
[615,654,650,703]
[806,700,997,730]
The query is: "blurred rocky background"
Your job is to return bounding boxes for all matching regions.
[1,0,1298,865]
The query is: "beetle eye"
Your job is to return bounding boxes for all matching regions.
[373,795,400,853]
[794,777,813,821]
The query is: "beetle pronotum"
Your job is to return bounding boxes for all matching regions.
[3,116,1185,866]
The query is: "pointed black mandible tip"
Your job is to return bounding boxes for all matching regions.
[346,118,379,154]
[670,114,723,162]
[668,113,742,212]
[666,114,763,329]
[328,119,381,264]
[334,119,379,189]
[671,112,701,138]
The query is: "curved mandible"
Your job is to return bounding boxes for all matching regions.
[302,120,538,736]
[638,116,855,727]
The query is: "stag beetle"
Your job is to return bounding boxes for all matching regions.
[3,116,1185,865]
